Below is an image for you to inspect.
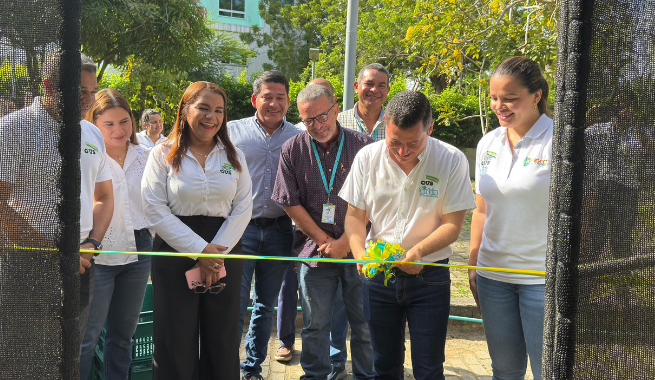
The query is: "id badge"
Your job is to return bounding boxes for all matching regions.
[321,203,336,224]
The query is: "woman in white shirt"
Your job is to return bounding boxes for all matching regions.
[142,81,252,380]
[468,57,553,380]
[136,108,167,147]
[79,89,153,379]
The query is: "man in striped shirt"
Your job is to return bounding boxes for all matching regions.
[337,63,390,142]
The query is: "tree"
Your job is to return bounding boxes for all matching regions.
[81,0,213,82]
[0,0,62,95]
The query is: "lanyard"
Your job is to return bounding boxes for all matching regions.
[355,118,378,141]
[310,129,345,203]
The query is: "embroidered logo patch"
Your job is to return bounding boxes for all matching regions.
[480,151,497,174]
[421,175,439,186]
[220,163,235,175]
[523,157,548,167]
[419,186,439,198]
[83,142,98,155]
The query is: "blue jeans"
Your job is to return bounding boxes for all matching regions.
[238,220,294,377]
[476,275,545,380]
[277,261,299,348]
[298,264,374,380]
[362,267,451,380]
[80,229,152,380]
[330,281,349,366]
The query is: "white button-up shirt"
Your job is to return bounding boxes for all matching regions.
[142,141,253,255]
[339,138,476,262]
[96,143,151,266]
[475,114,553,284]
[136,130,167,148]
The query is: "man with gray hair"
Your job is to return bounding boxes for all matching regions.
[338,63,390,142]
[340,91,476,379]
[272,84,375,380]
[228,70,303,380]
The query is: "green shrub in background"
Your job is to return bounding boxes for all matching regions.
[100,70,190,134]
[215,71,257,123]
[429,87,486,148]
[0,61,32,108]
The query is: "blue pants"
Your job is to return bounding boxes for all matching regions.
[362,267,451,380]
[239,220,294,377]
[80,229,152,379]
[298,264,374,380]
[476,275,545,380]
[277,262,349,366]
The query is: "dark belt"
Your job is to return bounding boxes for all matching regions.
[249,215,290,227]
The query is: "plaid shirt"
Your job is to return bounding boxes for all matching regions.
[337,102,386,142]
[272,124,373,267]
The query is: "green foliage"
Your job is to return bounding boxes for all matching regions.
[82,0,213,81]
[0,61,31,106]
[213,71,256,122]
[428,87,498,148]
[99,70,191,134]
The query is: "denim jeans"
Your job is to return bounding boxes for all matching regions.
[238,219,294,377]
[330,281,349,366]
[277,261,299,348]
[476,275,545,380]
[298,264,374,380]
[80,229,152,380]
[362,267,451,380]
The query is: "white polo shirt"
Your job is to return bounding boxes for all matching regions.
[136,130,167,148]
[80,120,112,241]
[339,138,476,262]
[475,114,553,284]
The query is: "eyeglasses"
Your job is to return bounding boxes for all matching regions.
[191,281,227,294]
[301,103,336,128]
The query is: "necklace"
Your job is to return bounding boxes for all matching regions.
[188,147,210,158]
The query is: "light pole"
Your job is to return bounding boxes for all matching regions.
[309,48,319,80]
[342,0,359,110]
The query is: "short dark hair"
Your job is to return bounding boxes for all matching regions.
[491,56,549,115]
[385,91,433,131]
[141,108,161,126]
[357,63,390,83]
[253,70,289,96]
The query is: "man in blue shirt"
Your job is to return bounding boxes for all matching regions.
[227,71,303,380]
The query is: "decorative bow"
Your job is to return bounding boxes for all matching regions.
[361,239,405,286]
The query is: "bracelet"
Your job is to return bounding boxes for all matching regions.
[322,236,330,245]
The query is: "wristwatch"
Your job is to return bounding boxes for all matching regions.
[82,238,103,256]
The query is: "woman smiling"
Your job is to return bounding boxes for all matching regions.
[142,81,252,380]
[80,88,153,379]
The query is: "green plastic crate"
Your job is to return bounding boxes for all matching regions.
[91,282,154,380]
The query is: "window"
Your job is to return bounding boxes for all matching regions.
[219,0,245,18]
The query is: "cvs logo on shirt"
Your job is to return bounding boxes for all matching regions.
[220,163,235,175]
[84,142,98,155]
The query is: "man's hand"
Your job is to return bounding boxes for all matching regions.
[357,263,364,276]
[317,236,350,259]
[396,248,424,275]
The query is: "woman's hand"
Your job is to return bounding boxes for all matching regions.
[396,248,424,274]
[198,244,227,286]
[468,269,481,313]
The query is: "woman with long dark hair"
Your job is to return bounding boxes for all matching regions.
[468,57,552,380]
[142,81,252,380]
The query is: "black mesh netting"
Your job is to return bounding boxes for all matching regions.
[544,0,655,379]
[0,1,81,379]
